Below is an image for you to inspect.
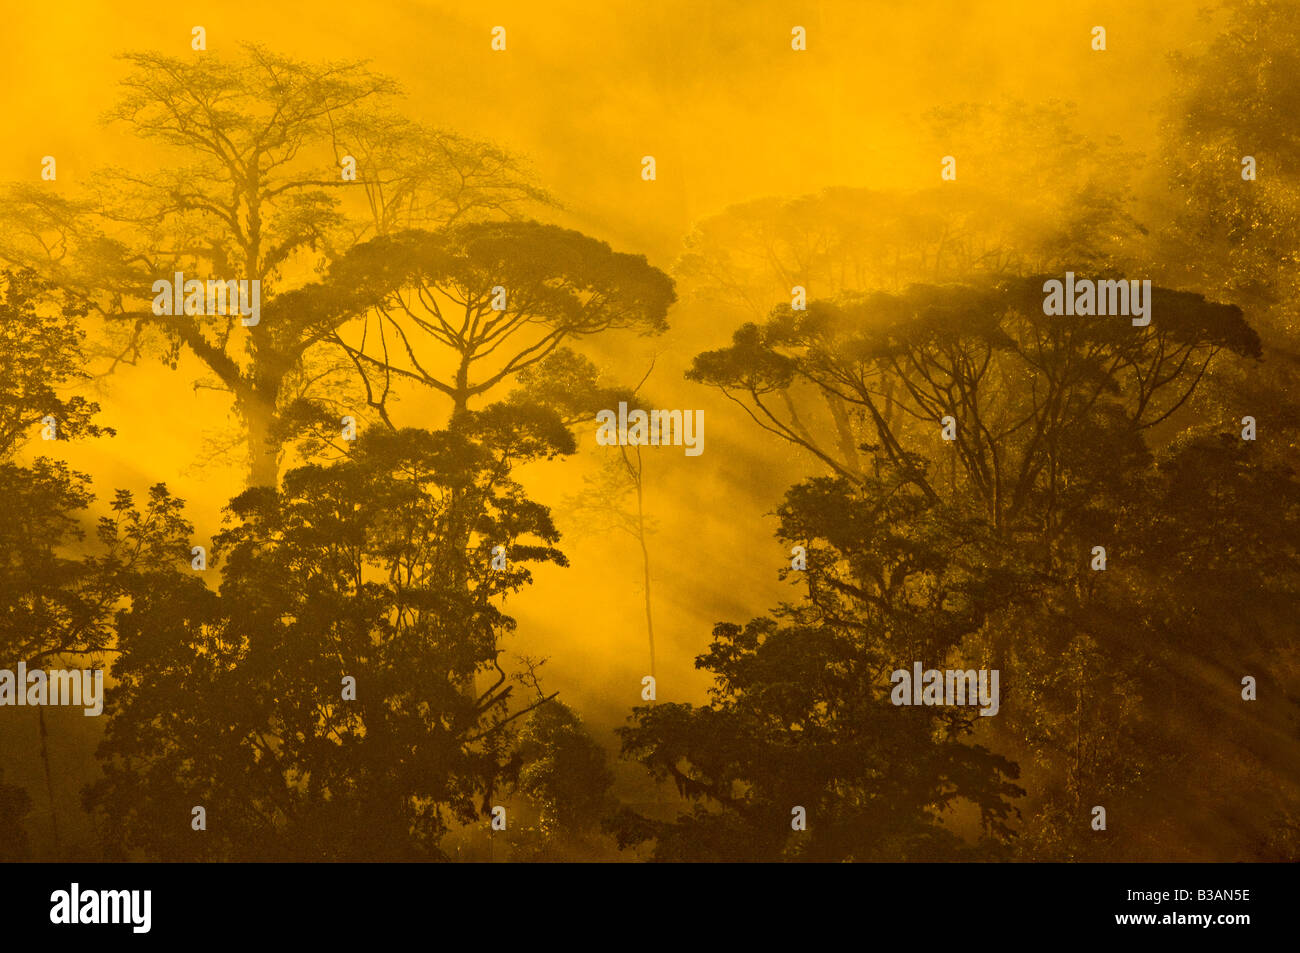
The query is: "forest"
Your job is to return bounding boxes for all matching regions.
[0,0,1297,862]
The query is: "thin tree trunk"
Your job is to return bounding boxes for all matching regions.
[448,363,478,697]
[634,455,656,685]
[622,446,656,692]
[37,708,60,856]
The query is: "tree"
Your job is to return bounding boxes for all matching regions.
[635,277,1272,859]
[687,280,1257,532]
[1121,434,1300,859]
[1155,0,1300,520]
[0,268,112,455]
[0,46,549,486]
[513,351,664,681]
[517,700,615,832]
[1159,0,1300,324]
[318,221,675,423]
[507,699,618,860]
[569,442,660,680]
[614,467,1026,861]
[0,267,112,674]
[329,111,551,242]
[86,412,575,860]
[0,267,114,855]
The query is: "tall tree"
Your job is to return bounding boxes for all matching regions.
[643,279,1269,859]
[1159,0,1300,324]
[0,45,547,486]
[614,466,1026,861]
[0,267,114,855]
[86,411,574,860]
[317,222,675,423]
[688,281,1257,530]
[515,352,664,682]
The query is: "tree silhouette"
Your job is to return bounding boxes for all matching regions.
[507,699,618,860]
[86,412,574,860]
[0,268,112,455]
[614,465,1026,861]
[517,352,664,681]
[688,280,1258,529]
[1159,0,1300,320]
[0,267,114,854]
[617,275,1278,859]
[316,221,675,422]
[0,46,548,486]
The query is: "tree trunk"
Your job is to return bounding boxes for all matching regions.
[37,708,60,857]
[824,392,861,477]
[635,462,656,686]
[242,395,281,488]
[451,353,472,423]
